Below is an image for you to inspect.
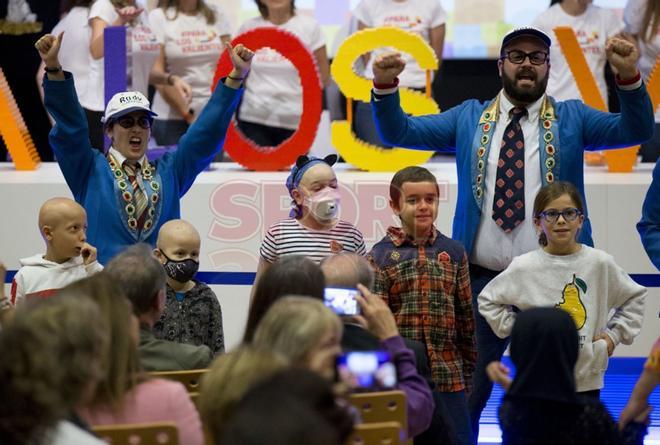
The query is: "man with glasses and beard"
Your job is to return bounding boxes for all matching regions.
[367,27,654,443]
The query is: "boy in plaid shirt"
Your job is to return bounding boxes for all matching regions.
[368,166,476,445]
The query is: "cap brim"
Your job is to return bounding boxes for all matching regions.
[102,106,158,123]
[501,29,551,52]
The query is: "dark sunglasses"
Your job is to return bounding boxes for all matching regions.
[116,115,152,129]
[501,50,549,65]
[538,208,582,223]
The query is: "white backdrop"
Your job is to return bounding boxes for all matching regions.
[1,161,657,353]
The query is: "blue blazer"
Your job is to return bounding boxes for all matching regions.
[638,158,660,270]
[44,73,243,264]
[372,86,655,256]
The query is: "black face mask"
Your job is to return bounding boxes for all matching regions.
[160,251,199,283]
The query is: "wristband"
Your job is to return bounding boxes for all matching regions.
[615,71,641,86]
[373,77,399,89]
[227,74,245,81]
[44,66,62,73]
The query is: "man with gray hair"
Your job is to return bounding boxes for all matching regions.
[105,244,212,371]
[321,254,453,442]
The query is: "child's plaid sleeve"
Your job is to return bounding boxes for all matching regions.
[455,252,476,390]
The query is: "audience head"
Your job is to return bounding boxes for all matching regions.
[389,166,440,239]
[222,368,354,445]
[533,181,584,250]
[38,197,88,263]
[243,255,325,342]
[255,0,295,20]
[105,243,167,323]
[253,296,343,380]
[321,252,374,289]
[102,91,156,162]
[286,154,340,227]
[59,273,142,411]
[199,345,288,443]
[498,27,551,105]
[507,307,579,404]
[154,219,201,284]
[0,294,106,444]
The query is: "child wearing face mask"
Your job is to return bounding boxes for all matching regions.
[479,181,646,401]
[254,155,366,289]
[153,219,224,355]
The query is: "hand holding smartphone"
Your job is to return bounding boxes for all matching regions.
[324,287,360,315]
[337,350,397,391]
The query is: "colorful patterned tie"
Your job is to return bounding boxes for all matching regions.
[492,107,527,233]
[124,162,148,230]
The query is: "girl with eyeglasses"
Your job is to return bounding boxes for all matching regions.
[478,181,646,401]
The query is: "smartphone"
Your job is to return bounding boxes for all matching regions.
[337,351,397,391]
[324,287,360,315]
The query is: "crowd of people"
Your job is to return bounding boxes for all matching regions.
[1,0,659,444]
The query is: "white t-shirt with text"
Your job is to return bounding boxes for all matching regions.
[149,6,231,120]
[52,7,93,100]
[353,0,446,88]
[81,0,160,112]
[532,3,623,103]
[237,14,325,130]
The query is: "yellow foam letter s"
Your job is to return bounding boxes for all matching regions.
[331,28,438,171]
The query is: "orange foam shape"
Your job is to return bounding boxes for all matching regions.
[554,27,637,172]
[0,67,40,170]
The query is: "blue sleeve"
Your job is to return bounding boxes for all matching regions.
[172,80,243,195]
[371,90,462,153]
[637,159,660,270]
[581,84,655,151]
[43,72,96,198]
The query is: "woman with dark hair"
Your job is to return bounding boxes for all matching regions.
[243,255,325,342]
[487,307,647,445]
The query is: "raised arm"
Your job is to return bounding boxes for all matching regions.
[582,37,654,150]
[36,33,95,196]
[172,43,254,194]
[371,52,460,152]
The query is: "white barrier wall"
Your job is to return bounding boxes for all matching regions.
[1,161,657,353]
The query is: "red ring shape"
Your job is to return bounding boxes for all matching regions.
[212,28,322,171]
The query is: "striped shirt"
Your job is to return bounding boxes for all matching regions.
[260,218,367,264]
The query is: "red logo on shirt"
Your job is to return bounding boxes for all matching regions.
[437,251,451,262]
[330,240,343,253]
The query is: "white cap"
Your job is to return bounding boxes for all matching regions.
[102,91,157,124]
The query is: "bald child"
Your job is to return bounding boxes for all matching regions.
[153,219,224,355]
[11,197,102,304]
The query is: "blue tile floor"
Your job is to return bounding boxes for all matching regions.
[477,357,660,444]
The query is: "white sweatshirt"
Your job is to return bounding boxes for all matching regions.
[478,245,646,392]
[10,254,103,305]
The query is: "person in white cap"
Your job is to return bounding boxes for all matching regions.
[34,32,254,265]
[367,27,654,444]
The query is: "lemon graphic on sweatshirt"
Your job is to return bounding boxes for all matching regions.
[556,274,587,330]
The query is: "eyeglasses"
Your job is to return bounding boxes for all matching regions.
[538,208,582,223]
[501,50,549,65]
[116,115,152,129]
